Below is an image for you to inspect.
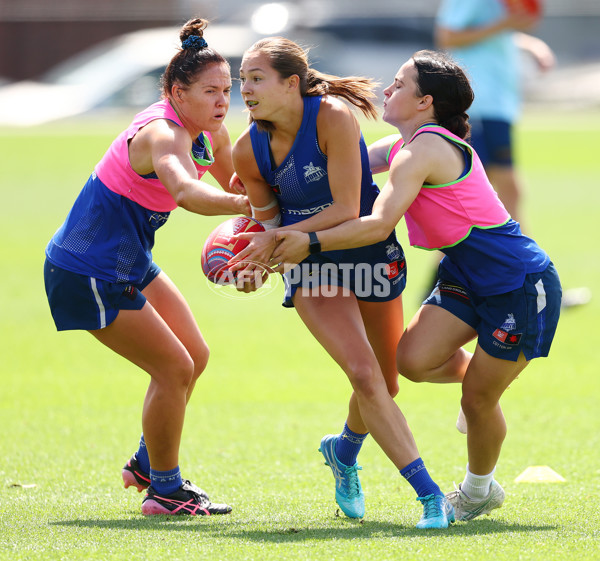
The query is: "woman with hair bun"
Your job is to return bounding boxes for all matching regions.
[273,49,562,522]
[232,38,452,529]
[44,18,248,516]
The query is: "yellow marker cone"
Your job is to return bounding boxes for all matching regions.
[514,466,566,483]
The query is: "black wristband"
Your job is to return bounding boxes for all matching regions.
[308,231,321,254]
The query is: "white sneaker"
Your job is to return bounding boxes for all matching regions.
[456,407,467,434]
[445,480,505,521]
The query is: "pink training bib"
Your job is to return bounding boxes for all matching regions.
[387,124,509,249]
[95,99,213,212]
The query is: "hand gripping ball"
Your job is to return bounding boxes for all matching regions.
[201,216,265,284]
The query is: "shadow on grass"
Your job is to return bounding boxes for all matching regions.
[51,516,558,541]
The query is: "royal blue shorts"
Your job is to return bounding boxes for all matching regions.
[44,258,161,331]
[282,231,406,307]
[469,118,513,167]
[423,262,561,361]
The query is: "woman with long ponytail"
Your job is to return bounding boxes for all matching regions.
[231,38,452,529]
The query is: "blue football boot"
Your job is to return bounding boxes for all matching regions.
[318,434,365,518]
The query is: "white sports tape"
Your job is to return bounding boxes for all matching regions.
[260,213,281,230]
[250,199,279,213]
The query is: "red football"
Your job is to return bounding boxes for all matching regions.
[201,216,265,284]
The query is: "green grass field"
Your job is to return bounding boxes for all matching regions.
[1,108,599,560]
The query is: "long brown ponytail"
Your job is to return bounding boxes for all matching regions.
[245,37,379,132]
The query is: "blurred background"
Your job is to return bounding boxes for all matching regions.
[0,0,599,126]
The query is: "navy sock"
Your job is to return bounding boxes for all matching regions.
[400,458,442,498]
[149,466,182,495]
[334,423,368,466]
[136,434,150,474]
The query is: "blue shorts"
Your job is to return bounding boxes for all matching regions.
[423,262,561,361]
[44,258,161,331]
[282,231,406,307]
[469,118,513,167]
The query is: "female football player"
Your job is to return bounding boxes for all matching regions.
[231,37,453,528]
[272,50,562,522]
[44,18,249,516]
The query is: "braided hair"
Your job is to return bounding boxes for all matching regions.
[412,50,474,140]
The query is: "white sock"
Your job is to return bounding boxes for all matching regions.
[460,464,495,500]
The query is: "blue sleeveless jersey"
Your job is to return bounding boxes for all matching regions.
[249,95,379,225]
[250,95,406,306]
[45,172,169,284]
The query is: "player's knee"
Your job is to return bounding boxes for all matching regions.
[190,341,210,382]
[460,392,495,420]
[166,352,196,389]
[347,360,381,398]
[396,352,428,383]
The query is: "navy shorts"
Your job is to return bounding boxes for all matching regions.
[44,258,161,331]
[423,262,561,361]
[469,118,513,167]
[282,231,406,307]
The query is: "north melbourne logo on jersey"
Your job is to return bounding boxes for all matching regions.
[385,243,402,261]
[493,313,521,346]
[303,162,326,183]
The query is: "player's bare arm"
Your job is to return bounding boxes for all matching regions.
[368,134,402,174]
[142,119,248,216]
[271,137,432,265]
[230,129,281,268]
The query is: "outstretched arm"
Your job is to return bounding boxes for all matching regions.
[136,119,249,216]
[271,144,424,266]
[271,133,456,267]
[368,134,402,174]
[515,32,555,71]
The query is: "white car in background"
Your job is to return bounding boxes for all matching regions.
[0,24,261,127]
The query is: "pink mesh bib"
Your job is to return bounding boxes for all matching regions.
[387,125,509,249]
[95,99,213,212]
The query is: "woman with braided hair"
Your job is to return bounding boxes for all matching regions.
[272,50,562,522]
[231,38,453,528]
[44,18,249,515]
